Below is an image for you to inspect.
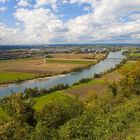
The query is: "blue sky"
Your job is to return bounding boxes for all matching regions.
[0,0,140,44]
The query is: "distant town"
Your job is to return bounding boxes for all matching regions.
[1,44,139,60]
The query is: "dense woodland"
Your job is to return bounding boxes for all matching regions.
[0,60,140,140]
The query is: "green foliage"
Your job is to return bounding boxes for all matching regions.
[31,121,57,140]
[73,78,92,85]
[38,97,84,128]
[24,84,69,98]
[0,94,36,126]
[59,97,140,140]
[0,121,33,140]
[93,73,101,78]
[119,61,140,96]
[109,83,118,97]
[32,97,84,140]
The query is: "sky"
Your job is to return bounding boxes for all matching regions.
[0,0,140,45]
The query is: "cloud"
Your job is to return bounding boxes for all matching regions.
[0,0,8,3]
[14,7,67,43]
[83,5,91,11]
[65,0,140,43]
[0,0,140,44]
[35,0,58,11]
[0,7,7,12]
[17,0,31,7]
[0,23,25,44]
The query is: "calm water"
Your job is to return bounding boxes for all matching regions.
[0,51,125,97]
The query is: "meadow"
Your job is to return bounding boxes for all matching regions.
[128,53,140,57]
[33,91,71,111]
[0,72,37,84]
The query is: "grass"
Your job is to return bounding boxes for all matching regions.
[33,91,71,111]
[70,79,104,89]
[0,72,37,84]
[45,59,95,65]
[129,53,140,57]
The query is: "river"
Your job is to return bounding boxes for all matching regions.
[0,50,125,97]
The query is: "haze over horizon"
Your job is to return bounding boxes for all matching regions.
[0,0,140,45]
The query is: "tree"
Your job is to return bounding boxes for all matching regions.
[0,94,36,126]
[38,97,84,129]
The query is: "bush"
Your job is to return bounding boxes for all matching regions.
[0,121,33,140]
[73,78,91,85]
[24,84,69,98]
[93,73,101,78]
[37,97,84,129]
[59,97,140,140]
[24,87,39,98]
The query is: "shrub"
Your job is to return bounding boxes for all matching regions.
[93,73,101,78]
[24,84,69,98]
[37,97,84,129]
[73,78,91,85]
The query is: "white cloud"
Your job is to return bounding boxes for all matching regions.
[0,7,7,12]
[0,0,8,3]
[35,0,58,11]
[83,5,91,11]
[1,0,140,44]
[65,0,140,43]
[14,7,66,43]
[0,23,25,44]
[17,0,31,7]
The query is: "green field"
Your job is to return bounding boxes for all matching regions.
[33,91,71,111]
[45,59,95,65]
[128,53,140,57]
[70,79,104,88]
[0,72,37,84]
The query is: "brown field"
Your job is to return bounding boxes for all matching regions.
[0,58,88,75]
[65,82,108,99]
[64,68,125,100]
[102,72,123,82]
[0,53,107,76]
[49,53,106,60]
[49,53,95,59]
